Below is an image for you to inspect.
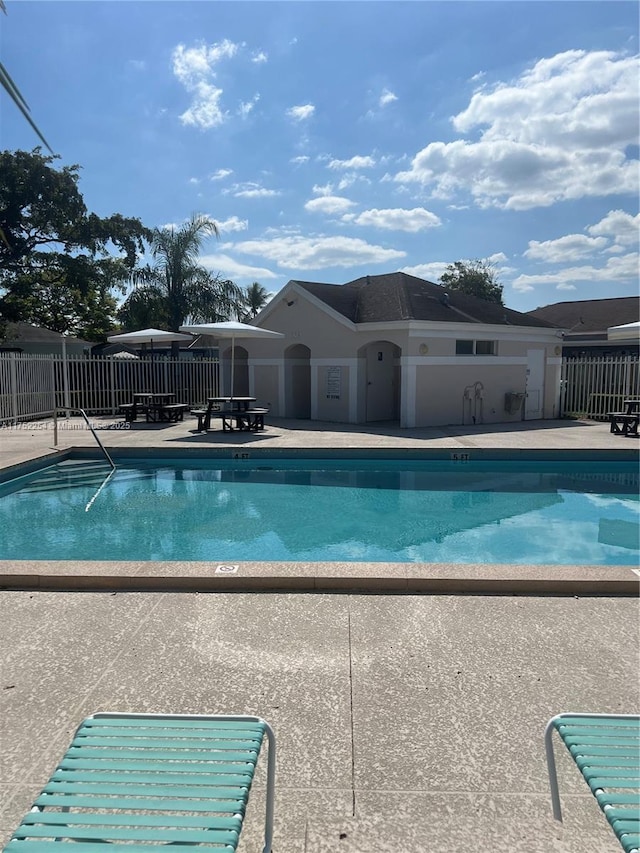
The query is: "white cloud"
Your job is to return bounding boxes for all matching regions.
[337,173,371,191]
[232,234,405,270]
[215,216,248,233]
[233,186,280,199]
[395,49,639,210]
[524,234,609,262]
[379,88,398,107]
[286,104,315,121]
[512,252,639,291]
[210,169,233,181]
[200,253,278,280]
[328,155,376,170]
[172,39,263,129]
[172,40,239,84]
[400,262,450,282]
[588,209,640,246]
[347,207,441,232]
[291,155,310,165]
[311,182,333,196]
[179,81,227,129]
[188,177,200,185]
[304,195,356,215]
[252,51,268,64]
[238,94,260,118]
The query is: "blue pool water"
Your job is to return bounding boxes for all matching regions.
[0,458,638,564]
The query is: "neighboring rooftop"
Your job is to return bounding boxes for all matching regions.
[528,296,640,336]
[0,322,94,347]
[293,272,556,328]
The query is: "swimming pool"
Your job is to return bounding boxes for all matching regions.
[0,457,637,565]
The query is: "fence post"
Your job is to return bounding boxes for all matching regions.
[10,353,18,424]
[61,338,71,418]
[109,357,116,414]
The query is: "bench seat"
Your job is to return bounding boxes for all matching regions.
[119,402,150,423]
[608,412,639,436]
[191,408,226,431]
[223,408,269,432]
[5,713,276,853]
[146,404,189,423]
[545,713,640,853]
[191,408,268,432]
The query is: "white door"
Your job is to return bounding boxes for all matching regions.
[525,349,545,419]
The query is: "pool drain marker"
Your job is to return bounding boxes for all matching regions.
[215,565,239,574]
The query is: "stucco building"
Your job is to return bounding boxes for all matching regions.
[223,272,563,429]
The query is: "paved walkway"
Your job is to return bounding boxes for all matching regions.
[1,414,637,469]
[0,416,638,852]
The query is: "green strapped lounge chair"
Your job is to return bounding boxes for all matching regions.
[545,713,640,853]
[5,713,276,853]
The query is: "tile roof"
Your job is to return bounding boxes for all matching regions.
[1,322,94,345]
[527,296,640,334]
[292,272,556,328]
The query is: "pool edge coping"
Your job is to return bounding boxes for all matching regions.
[0,561,638,596]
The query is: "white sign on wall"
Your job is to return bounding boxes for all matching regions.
[326,366,341,400]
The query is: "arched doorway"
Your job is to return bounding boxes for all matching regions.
[221,344,249,396]
[362,340,400,422]
[284,344,311,418]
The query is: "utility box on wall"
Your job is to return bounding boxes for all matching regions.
[504,392,525,415]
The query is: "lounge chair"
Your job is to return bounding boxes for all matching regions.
[5,712,276,853]
[545,713,640,852]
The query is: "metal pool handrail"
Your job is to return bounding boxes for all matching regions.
[77,409,116,470]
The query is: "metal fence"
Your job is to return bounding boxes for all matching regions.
[3,351,638,424]
[0,354,220,423]
[561,354,639,420]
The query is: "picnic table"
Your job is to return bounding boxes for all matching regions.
[120,393,188,423]
[608,398,639,437]
[191,397,269,432]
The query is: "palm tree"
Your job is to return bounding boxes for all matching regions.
[240,281,271,321]
[123,214,244,333]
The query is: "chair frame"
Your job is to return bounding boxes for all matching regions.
[6,712,276,853]
[545,712,639,853]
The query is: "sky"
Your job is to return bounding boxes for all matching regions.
[2,0,639,315]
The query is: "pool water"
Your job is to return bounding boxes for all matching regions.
[0,458,638,564]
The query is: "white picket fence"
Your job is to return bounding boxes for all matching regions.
[560,354,639,420]
[0,354,220,423]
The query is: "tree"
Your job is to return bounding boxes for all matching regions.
[0,149,150,338]
[121,214,245,334]
[439,259,504,305]
[239,281,271,321]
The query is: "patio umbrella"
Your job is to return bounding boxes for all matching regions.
[107,327,195,394]
[107,328,194,354]
[179,321,284,396]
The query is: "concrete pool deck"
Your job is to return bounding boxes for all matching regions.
[1,416,638,853]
